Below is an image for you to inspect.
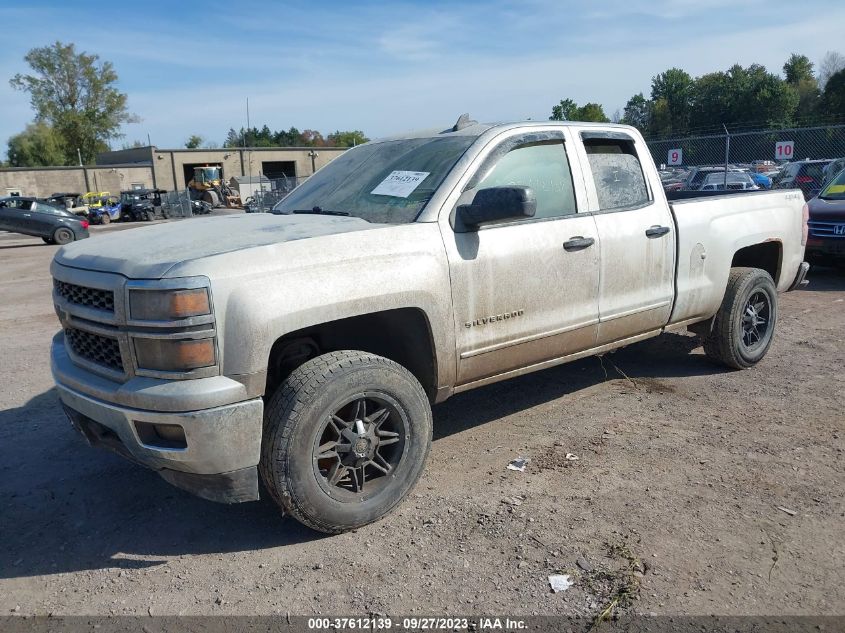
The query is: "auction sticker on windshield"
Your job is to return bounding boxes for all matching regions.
[371,171,430,198]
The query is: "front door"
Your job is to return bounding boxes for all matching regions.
[440,130,601,386]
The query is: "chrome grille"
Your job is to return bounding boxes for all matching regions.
[54,280,115,312]
[64,328,123,372]
[808,221,845,238]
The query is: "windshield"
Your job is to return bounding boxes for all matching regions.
[273,136,477,224]
[196,167,219,183]
[820,169,845,200]
[120,192,140,204]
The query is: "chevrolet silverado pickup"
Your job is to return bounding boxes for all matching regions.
[50,118,809,533]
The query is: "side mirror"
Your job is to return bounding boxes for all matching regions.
[456,186,536,230]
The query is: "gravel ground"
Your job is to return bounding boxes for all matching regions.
[0,226,843,619]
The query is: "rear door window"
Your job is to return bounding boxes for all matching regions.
[582,138,651,210]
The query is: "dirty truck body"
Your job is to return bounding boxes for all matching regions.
[51,121,808,533]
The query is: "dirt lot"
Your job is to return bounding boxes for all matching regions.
[1,225,843,619]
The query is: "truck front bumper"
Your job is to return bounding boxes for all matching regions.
[52,335,263,504]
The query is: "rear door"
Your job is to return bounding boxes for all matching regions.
[440,128,600,386]
[573,131,675,345]
[30,203,70,237]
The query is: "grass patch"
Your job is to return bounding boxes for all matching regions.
[586,541,642,630]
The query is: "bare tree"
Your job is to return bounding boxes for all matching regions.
[819,51,845,89]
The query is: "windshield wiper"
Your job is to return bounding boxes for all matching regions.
[290,206,350,216]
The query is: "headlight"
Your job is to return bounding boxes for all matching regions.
[129,288,210,320]
[134,337,216,372]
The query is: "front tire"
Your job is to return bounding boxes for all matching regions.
[704,267,778,369]
[260,351,432,534]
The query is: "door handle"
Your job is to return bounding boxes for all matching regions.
[563,236,595,251]
[645,225,670,238]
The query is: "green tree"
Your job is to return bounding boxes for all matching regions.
[794,78,821,122]
[274,127,302,146]
[650,68,693,135]
[783,53,814,84]
[621,93,651,132]
[6,121,66,166]
[185,134,204,149]
[326,130,369,147]
[690,64,798,130]
[224,128,241,147]
[574,103,610,122]
[783,54,819,122]
[821,69,845,116]
[10,41,137,164]
[549,98,577,121]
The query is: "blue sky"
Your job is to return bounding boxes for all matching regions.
[1,0,843,154]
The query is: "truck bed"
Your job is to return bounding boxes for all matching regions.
[668,189,806,326]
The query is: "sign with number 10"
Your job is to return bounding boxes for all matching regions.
[775,141,794,160]
[668,149,683,166]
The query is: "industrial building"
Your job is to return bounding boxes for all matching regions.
[0,145,347,198]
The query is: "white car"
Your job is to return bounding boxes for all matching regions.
[700,171,760,191]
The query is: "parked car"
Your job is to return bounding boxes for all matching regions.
[119,189,165,222]
[0,196,89,244]
[46,192,89,217]
[81,191,111,211]
[806,168,845,265]
[745,170,772,189]
[699,172,759,191]
[751,160,777,172]
[822,158,845,185]
[682,166,731,190]
[772,159,832,200]
[88,196,121,225]
[50,119,808,533]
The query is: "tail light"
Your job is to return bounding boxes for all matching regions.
[801,203,809,246]
[796,175,814,184]
[81,220,90,229]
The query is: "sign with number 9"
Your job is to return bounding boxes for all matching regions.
[668,149,683,166]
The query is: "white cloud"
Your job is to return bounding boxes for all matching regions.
[2,0,843,155]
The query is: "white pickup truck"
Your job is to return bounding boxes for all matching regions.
[50,118,809,533]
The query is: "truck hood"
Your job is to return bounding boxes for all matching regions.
[55,213,379,278]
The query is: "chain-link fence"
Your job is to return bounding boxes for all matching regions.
[160,189,193,218]
[645,123,845,196]
[241,176,308,213]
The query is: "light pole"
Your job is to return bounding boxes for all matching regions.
[308,150,319,175]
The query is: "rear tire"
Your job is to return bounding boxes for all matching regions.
[101,213,110,225]
[260,350,432,534]
[52,227,75,245]
[703,267,778,369]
